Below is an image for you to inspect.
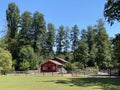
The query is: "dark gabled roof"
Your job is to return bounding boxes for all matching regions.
[54,57,67,63]
[49,60,63,66]
[41,60,63,66]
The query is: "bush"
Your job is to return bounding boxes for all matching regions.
[18,45,38,70]
[1,70,6,75]
[20,61,30,71]
[86,66,99,72]
[0,48,13,75]
[73,62,84,69]
[64,62,77,72]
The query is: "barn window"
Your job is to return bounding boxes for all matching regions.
[43,66,48,70]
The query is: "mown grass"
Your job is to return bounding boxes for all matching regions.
[0,75,119,90]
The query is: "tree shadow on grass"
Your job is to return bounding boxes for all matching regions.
[55,77,120,87]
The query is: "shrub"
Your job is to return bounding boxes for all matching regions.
[0,48,13,75]
[64,62,77,72]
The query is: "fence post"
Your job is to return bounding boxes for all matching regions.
[84,71,85,77]
[52,72,53,76]
[71,72,73,77]
[109,68,111,78]
[43,72,45,76]
[61,72,63,76]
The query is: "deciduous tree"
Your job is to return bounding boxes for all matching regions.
[0,48,12,71]
[17,46,37,71]
[6,2,20,66]
[104,0,120,25]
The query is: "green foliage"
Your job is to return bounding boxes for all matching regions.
[2,2,119,71]
[56,54,65,59]
[0,48,12,71]
[56,25,66,54]
[112,34,120,67]
[64,52,73,62]
[75,40,89,68]
[43,23,55,58]
[64,62,82,72]
[20,61,30,71]
[18,46,37,71]
[64,62,74,72]
[85,66,99,72]
[0,38,7,49]
[19,11,32,46]
[95,19,111,68]
[87,26,97,66]
[104,0,120,25]
[81,29,87,41]
[63,27,70,54]
[31,11,46,53]
[6,2,20,39]
[47,23,55,52]
[71,25,79,52]
[5,2,20,70]
[73,62,84,69]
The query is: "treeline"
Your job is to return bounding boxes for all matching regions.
[0,2,120,71]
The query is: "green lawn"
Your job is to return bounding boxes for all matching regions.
[0,75,119,90]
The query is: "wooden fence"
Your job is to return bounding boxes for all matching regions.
[4,70,119,77]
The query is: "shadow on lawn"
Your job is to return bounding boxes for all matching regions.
[55,77,120,87]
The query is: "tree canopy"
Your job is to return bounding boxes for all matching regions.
[0,48,12,71]
[0,2,120,72]
[104,0,120,25]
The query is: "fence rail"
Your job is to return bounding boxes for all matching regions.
[4,70,119,77]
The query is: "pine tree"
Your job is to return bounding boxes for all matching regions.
[71,25,79,60]
[112,34,120,67]
[56,25,65,54]
[75,40,89,68]
[81,29,87,41]
[46,23,55,57]
[95,19,111,68]
[71,25,79,52]
[87,26,97,66]
[18,11,32,46]
[31,11,46,53]
[63,26,70,54]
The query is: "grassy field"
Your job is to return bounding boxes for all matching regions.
[0,75,119,90]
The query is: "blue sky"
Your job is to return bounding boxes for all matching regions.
[0,0,120,38]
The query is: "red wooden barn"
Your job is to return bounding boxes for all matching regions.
[40,60,63,72]
[40,57,67,73]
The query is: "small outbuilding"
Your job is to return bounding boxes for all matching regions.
[40,60,63,72]
[40,57,67,73]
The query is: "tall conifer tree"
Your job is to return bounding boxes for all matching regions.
[31,11,46,53]
[19,11,32,46]
[56,25,65,54]
[95,19,111,68]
